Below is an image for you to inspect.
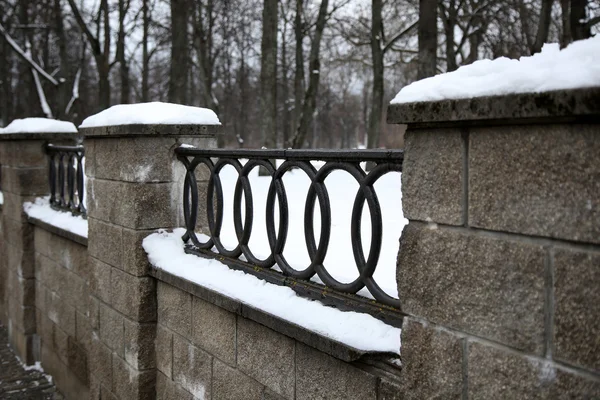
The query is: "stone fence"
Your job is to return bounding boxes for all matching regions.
[0,86,598,399]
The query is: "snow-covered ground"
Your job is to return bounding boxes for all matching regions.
[208,161,407,300]
[391,35,600,104]
[80,102,221,127]
[144,228,401,353]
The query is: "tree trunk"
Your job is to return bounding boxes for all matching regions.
[142,0,149,101]
[54,0,69,117]
[418,0,437,79]
[169,0,189,104]
[560,0,572,47]
[571,0,591,41]
[293,0,304,134]
[291,0,328,149]
[260,0,278,148]
[367,0,383,149]
[532,0,554,54]
[117,0,129,104]
[440,1,458,71]
[281,12,290,147]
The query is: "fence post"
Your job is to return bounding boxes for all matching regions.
[0,129,77,364]
[79,122,218,400]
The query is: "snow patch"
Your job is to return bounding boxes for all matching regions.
[391,36,600,104]
[0,190,4,205]
[80,102,221,128]
[23,196,88,238]
[0,118,77,134]
[143,229,401,354]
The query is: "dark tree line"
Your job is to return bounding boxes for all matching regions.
[1,0,598,149]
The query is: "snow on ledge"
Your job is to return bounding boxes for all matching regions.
[391,36,600,104]
[0,190,4,206]
[24,196,88,238]
[0,118,77,134]
[80,102,221,128]
[143,229,401,354]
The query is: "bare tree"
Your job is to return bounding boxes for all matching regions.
[418,0,437,79]
[169,0,189,104]
[260,0,278,148]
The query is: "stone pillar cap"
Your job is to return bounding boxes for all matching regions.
[387,87,600,128]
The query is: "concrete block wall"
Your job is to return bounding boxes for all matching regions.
[33,226,90,399]
[388,87,600,398]
[154,279,402,400]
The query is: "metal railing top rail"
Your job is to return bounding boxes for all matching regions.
[175,147,405,326]
[46,144,86,218]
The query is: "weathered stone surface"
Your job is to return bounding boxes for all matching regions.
[212,359,264,400]
[40,341,90,400]
[89,335,112,386]
[89,257,112,304]
[121,228,154,276]
[0,139,48,167]
[66,336,89,384]
[112,355,156,400]
[123,319,156,370]
[469,124,600,243]
[554,248,600,371]
[402,129,463,225]
[6,241,35,279]
[397,223,545,353]
[75,311,92,352]
[88,219,123,269]
[80,123,219,138]
[87,178,180,229]
[386,87,600,126]
[99,303,124,355]
[46,290,76,337]
[237,318,295,399]
[468,341,600,399]
[1,192,35,222]
[156,371,193,400]
[156,324,173,378]
[172,334,212,399]
[191,296,236,365]
[111,268,156,322]
[34,226,52,257]
[295,343,377,400]
[157,282,192,338]
[396,318,463,399]
[0,165,48,195]
[378,379,404,400]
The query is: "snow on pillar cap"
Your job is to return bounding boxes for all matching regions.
[79,102,221,128]
[0,118,77,134]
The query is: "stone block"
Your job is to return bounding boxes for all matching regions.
[157,371,193,400]
[99,303,124,355]
[191,296,236,365]
[121,228,154,276]
[67,336,89,384]
[89,296,101,330]
[46,291,76,337]
[173,334,212,399]
[396,318,463,399]
[92,138,120,180]
[402,128,464,225]
[212,359,264,400]
[156,324,173,378]
[378,379,404,400]
[49,233,88,278]
[554,248,600,371]
[0,165,48,195]
[75,311,92,352]
[2,215,33,250]
[469,124,600,243]
[88,218,123,269]
[87,178,180,229]
[52,322,69,365]
[34,226,52,257]
[295,342,377,400]
[123,319,156,370]
[397,223,546,353]
[468,341,600,399]
[35,253,58,292]
[2,192,34,222]
[111,268,156,322]
[112,355,156,400]
[41,341,90,400]
[0,140,47,167]
[89,257,112,304]
[158,282,192,338]
[64,272,89,315]
[89,335,113,387]
[237,318,294,398]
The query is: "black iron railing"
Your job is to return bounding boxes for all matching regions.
[46,144,86,217]
[175,148,405,325]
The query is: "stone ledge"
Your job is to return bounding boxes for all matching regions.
[386,87,600,128]
[0,132,80,141]
[149,266,398,363]
[80,124,219,138]
[27,216,88,246]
